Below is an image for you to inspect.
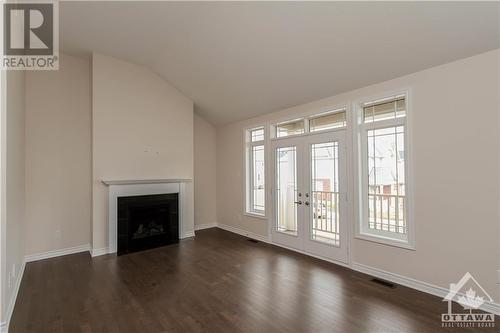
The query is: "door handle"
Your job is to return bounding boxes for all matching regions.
[294,200,303,205]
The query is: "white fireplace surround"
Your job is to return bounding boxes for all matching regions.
[102,179,195,254]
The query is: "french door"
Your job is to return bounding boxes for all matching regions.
[271,131,348,263]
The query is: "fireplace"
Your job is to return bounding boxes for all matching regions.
[102,179,194,257]
[117,193,179,255]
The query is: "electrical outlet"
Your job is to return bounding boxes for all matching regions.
[7,275,11,289]
[12,263,15,278]
[55,229,61,240]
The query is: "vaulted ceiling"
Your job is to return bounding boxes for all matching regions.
[61,2,500,124]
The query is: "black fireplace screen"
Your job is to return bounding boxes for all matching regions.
[117,193,179,255]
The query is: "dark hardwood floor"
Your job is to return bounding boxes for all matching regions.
[10,228,498,332]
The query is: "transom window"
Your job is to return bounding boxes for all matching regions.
[274,107,347,138]
[251,127,265,142]
[276,119,305,138]
[363,95,406,123]
[245,127,266,216]
[310,108,346,132]
[358,94,412,247]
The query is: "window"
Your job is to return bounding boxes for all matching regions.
[273,107,347,139]
[309,108,346,132]
[276,119,305,138]
[358,94,412,247]
[363,96,406,123]
[246,127,265,215]
[251,127,264,142]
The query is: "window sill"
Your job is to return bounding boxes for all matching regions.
[243,212,268,220]
[355,232,415,251]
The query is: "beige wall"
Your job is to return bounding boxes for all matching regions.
[1,71,26,325]
[216,49,500,302]
[497,49,500,293]
[194,114,217,227]
[92,53,194,250]
[216,125,269,236]
[25,54,92,255]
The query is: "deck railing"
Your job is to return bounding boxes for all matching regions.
[312,191,339,244]
[368,193,405,234]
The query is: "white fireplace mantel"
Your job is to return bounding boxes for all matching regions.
[103,178,195,254]
[102,178,192,186]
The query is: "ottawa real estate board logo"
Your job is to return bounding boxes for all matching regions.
[1,0,59,70]
[442,272,496,328]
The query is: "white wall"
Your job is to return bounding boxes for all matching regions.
[25,54,92,256]
[1,71,26,327]
[92,53,194,251]
[216,49,500,303]
[194,114,217,228]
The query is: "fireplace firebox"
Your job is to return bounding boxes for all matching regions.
[117,193,179,255]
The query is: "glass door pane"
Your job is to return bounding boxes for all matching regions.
[310,142,340,246]
[276,146,298,235]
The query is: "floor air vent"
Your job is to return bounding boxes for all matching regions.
[371,278,396,288]
[247,239,259,243]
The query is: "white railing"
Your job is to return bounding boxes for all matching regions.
[368,193,405,234]
[312,191,339,243]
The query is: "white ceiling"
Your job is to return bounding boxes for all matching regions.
[61,2,500,124]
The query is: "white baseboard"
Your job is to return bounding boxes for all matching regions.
[352,262,500,316]
[90,247,110,257]
[180,231,195,238]
[0,259,26,332]
[194,222,217,231]
[216,223,270,243]
[25,244,90,263]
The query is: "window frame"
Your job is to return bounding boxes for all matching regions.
[308,107,347,133]
[270,105,348,141]
[245,126,266,217]
[275,118,306,138]
[354,91,415,250]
